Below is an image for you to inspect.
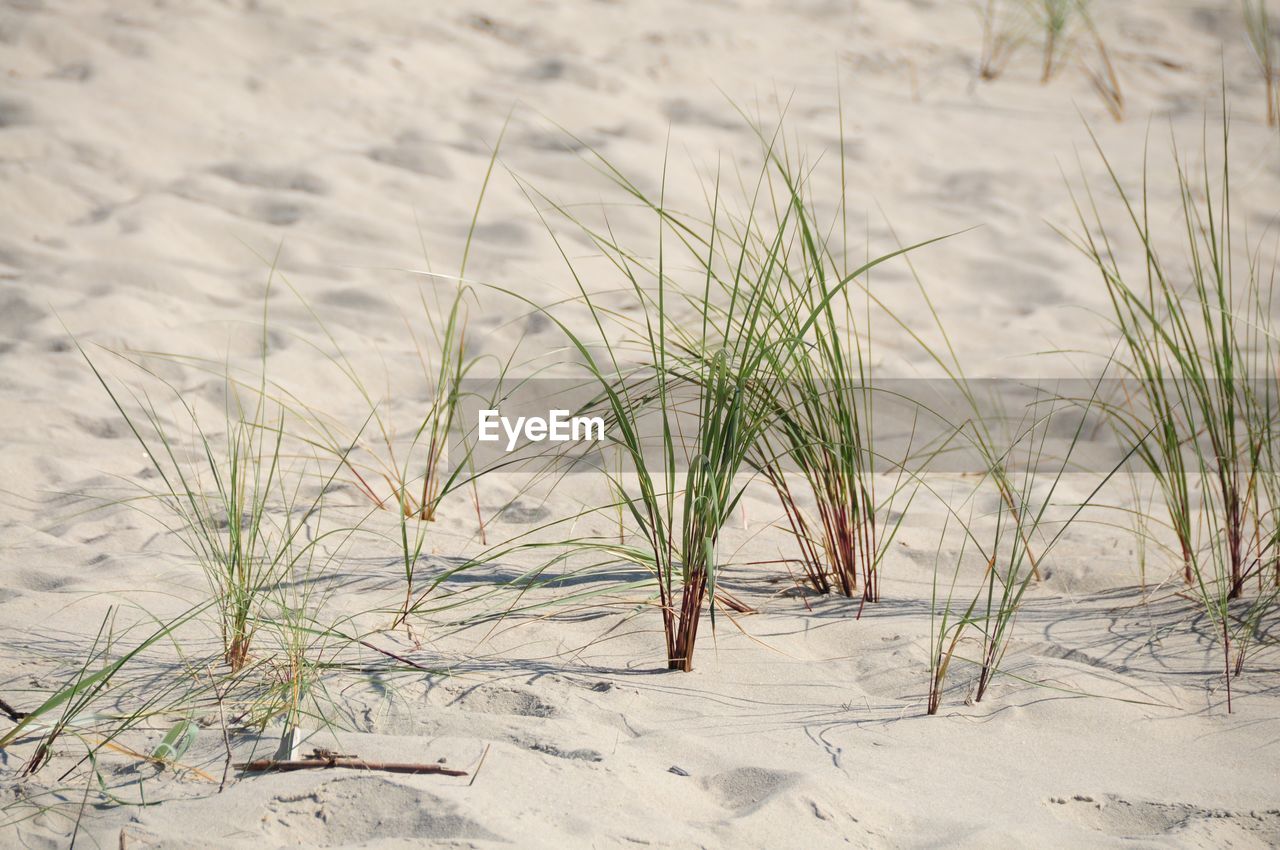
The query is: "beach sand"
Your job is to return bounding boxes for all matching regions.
[1,1,1279,847]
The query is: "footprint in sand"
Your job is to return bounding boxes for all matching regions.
[262,776,500,845]
[368,132,454,178]
[209,163,329,195]
[498,500,551,524]
[0,293,43,337]
[0,95,33,128]
[1047,793,1280,845]
[701,766,799,814]
[250,198,307,226]
[450,685,559,718]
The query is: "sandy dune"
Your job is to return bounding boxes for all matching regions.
[2,1,1279,847]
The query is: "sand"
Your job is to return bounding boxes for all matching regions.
[1,0,1279,847]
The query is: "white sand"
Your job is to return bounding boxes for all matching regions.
[2,1,1279,847]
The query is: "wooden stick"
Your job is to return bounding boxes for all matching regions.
[353,638,435,672]
[235,757,467,776]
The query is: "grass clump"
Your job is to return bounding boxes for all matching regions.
[1079,4,1123,121]
[974,0,1122,122]
[1064,107,1280,710]
[286,126,507,529]
[495,107,945,668]
[742,114,922,604]
[975,0,1028,82]
[72,264,367,673]
[281,277,484,628]
[500,160,783,671]
[77,362,283,672]
[1243,1,1279,128]
[1032,0,1079,83]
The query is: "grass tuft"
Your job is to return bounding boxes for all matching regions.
[1062,101,1280,710]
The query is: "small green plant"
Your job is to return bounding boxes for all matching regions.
[282,131,510,628]
[78,370,268,669]
[975,0,1028,81]
[928,512,974,714]
[1031,0,1078,83]
[73,268,363,671]
[1064,104,1280,710]
[275,128,508,529]
[1079,4,1123,121]
[741,109,922,604]
[919,383,1116,711]
[283,278,483,628]
[491,109,944,669]
[1243,1,1279,127]
[499,172,781,671]
[849,214,1122,710]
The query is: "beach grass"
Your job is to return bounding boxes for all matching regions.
[1243,0,1279,128]
[1063,103,1280,710]
[739,109,923,604]
[70,288,343,672]
[976,0,1028,82]
[1032,0,1079,83]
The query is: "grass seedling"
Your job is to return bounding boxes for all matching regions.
[275,124,509,531]
[916,370,1120,711]
[270,275,500,630]
[278,130,511,627]
[975,0,1027,82]
[1243,1,1279,128]
[848,209,1126,706]
[973,388,1114,701]
[72,265,366,671]
[928,512,975,714]
[919,382,1122,710]
[1031,0,1077,83]
[1079,3,1123,121]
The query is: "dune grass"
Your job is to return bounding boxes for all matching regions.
[256,130,514,630]
[483,104,950,668]
[892,348,1117,711]
[976,0,1028,82]
[835,211,1127,711]
[283,129,501,530]
[44,272,453,779]
[0,606,208,774]
[276,276,489,629]
[976,0,1120,121]
[927,508,976,715]
[737,113,923,604]
[1079,3,1124,121]
[72,322,345,672]
[1063,106,1280,710]
[1243,0,1279,128]
[1032,0,1079,83]
[494,158,784,671]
